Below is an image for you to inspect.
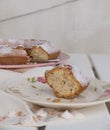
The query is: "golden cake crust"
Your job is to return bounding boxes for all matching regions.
[24,39,60,62]
[0,56,30,65]
[30,46,60,62]
[45,65,87,99]
[0,47,30,65]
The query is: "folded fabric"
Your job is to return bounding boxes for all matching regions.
[0,90,46,127]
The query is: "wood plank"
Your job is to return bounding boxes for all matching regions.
[89,54,110,82]
[89,54,110,113]
[0,8,65,50]
[0,0,73,21]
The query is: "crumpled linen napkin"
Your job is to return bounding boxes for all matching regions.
[0,69,46,127]
[0,90,46,127]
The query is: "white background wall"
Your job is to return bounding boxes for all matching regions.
[0,0,110,53]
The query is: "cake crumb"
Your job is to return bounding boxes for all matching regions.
[52,98,61,103]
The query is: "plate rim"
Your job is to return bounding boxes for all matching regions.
[16,95,110,108]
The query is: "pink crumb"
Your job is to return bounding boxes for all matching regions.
[37,77,46,84]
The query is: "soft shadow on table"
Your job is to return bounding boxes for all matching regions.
[106,102,110,114]
[6,68,33,73]
[38,126,46,130]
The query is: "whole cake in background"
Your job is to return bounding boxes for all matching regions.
[45,65,89,99]
[0,38,60,65]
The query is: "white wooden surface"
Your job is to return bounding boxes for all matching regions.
[89,54,110,82]
[89,54,110,113]
[0,0,71,21]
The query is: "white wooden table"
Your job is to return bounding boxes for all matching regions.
[89,54,110,82]
[89,54,110,113]
[0,53,110,130]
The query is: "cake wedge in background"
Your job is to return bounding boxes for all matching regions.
[45,65,89,99]
[24,39,61,62]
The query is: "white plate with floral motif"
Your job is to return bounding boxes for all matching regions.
[3,76,110,109]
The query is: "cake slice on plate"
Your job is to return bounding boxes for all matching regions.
[45,65,89,99]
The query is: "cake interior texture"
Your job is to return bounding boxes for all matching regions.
[45,66,85,98]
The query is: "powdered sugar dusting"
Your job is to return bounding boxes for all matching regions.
[61,110,73,119]
[36,108,47,117]
[72,65,89,87]
[61,64,89,87]
[0,47,12,55]
[39,40,60,54]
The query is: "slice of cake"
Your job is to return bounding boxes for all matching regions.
[45,65,89,99]
[24,39,60,62]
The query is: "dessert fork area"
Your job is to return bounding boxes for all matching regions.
[0,53,110,130]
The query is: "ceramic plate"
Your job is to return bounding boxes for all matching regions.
[3,76,110,109]
[0,52,69,69]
